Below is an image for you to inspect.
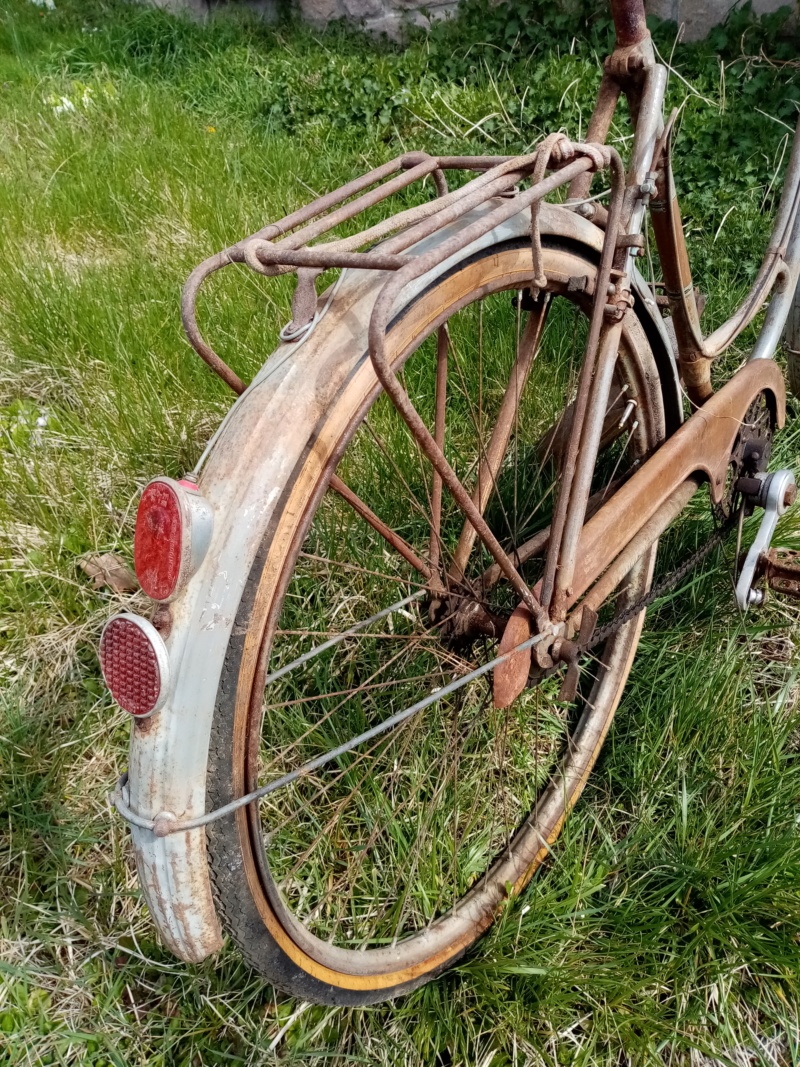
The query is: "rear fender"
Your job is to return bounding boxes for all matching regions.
[124,203,682,962]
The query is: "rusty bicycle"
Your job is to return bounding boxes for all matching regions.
[100,0,800,1004]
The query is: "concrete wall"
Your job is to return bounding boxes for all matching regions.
[295,0,457,39]
[646,0,791,40]
[292,0,793,40]
[162,0,794,42]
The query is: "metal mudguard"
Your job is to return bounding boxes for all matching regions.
[125,204,681,962]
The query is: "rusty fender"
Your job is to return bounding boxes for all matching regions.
[124,201,680,965]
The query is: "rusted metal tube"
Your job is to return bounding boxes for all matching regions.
[653,112,800,393]
[181,251,246,395]
[265,156,444,254]
[366,154,602,624]
[478,468,631,593]
[751,200,800,360]
[626,65,666,194]
[562,359,785,609]
[611,0,648,46]
[249,156,408,244]
[702,116,800,357]
[329,474,431,578]
[251,246,411,272]
[401,151,449,197]
[245,154,548,281]
[538,149,627,611]
[435,156,515,169]
[377,152,562,258]
[181,147,595,395]
[428,327,448,583]
[567,76,621,203]
[550,318,625,619]
[373,157,594,314]
[451,299,549,575]
[576,477,701,620]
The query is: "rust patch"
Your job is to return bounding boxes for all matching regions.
[493,604,534,709]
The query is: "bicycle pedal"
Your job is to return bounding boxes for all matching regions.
[734,469,797,610]
[753,548,800,600]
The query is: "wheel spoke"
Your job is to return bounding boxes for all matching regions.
[329,473,431,578]
[245,261,661,965]
[451,295,551,576]
[428,327,449,580]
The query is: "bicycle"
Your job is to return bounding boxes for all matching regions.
[100,0,800,1005]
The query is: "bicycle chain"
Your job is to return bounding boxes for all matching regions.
[580,507,736,654]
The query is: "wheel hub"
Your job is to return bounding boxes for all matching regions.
[428,588,508,642]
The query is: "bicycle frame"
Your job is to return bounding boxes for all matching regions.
[540,0,800,639]
[114,0,800,968]
[179,0,800,685]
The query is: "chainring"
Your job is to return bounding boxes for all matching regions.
[717,391,774,521]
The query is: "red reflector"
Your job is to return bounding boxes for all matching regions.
[99,614,169,717]
[134,480,183,600]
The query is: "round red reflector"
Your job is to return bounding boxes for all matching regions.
[134,480,183,600]
[99,615,168,717]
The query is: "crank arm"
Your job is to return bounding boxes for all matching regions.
[735,469,797,609]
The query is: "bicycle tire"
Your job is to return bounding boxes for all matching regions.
[205,230,666,1005]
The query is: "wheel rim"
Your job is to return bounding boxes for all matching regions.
[229,242,664,983]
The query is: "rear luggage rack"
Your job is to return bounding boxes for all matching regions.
[181,137,623,395]
[180,136,629,620]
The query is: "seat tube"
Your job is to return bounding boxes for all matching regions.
[610,0,649,46]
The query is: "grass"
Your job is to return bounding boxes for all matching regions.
[2,0,800,1061]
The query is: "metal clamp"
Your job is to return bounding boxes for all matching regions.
[735,469,797,610]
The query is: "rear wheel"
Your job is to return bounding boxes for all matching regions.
[206,235,666,1004]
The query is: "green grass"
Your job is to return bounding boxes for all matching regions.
[2,0,800,1061]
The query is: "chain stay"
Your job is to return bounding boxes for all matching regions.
[582,509,734,653]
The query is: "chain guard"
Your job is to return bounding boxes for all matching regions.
[576,391,776,658]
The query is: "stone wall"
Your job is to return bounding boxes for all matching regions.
[160,0,794,42]
[646,0,790,40]
[290,0,793,40]
[295,0,456,39]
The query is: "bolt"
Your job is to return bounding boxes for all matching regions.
[639,179,656,197]
[153,811,179,838]
[784,484,797,508]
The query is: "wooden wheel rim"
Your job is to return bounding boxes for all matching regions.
[222,242,663,991]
